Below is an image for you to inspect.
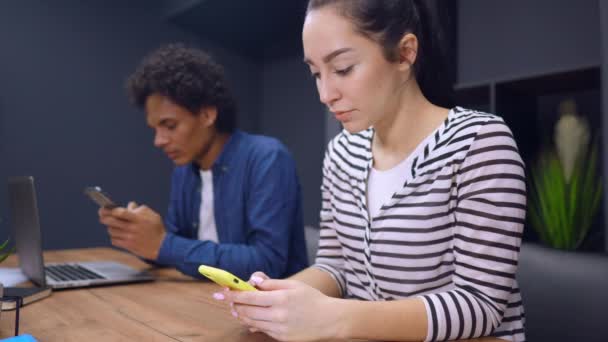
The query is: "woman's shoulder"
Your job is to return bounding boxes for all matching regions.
[325,128,373,157]
[323,128,373,175]
[446,106,515,143]
[424,107,520,168]
[449,106,506,128]
[446,107,522,166]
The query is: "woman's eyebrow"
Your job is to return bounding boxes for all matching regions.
[304,47,354,65]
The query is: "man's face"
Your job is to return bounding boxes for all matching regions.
[145,93,215,166]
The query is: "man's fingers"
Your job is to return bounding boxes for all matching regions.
[110,237,129,250]
[100,215,132,229]
[133,204,151,214]
[98,207,111,217]
[110,207,138,221]
[107,227,131,240]
[127,201,138,211]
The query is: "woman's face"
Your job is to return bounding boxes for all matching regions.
[303,6,408,133]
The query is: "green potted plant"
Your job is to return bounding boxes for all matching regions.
[0,239,11,264]
[520,99,607,341]
[528,99,602,250]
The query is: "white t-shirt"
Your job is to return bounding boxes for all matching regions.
[367,157,411,219]
[367,132,435,219]
[198,170,219,243]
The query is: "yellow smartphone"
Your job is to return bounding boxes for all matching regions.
[198,265,257,291]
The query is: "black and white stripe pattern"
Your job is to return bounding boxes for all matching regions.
[314,107,526,341]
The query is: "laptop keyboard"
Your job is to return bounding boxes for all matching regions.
[45,264,106,282]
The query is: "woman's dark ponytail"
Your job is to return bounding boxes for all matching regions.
[411,0,454,107]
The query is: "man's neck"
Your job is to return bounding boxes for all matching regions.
[197,132,231,170]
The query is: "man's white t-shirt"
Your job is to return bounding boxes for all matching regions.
[198,170,219,243]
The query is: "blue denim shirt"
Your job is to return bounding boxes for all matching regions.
[156,130,308,280]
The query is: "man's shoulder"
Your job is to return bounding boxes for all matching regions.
[236,131,290,157]
[231,132,298,176]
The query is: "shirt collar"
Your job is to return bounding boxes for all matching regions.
[188,129,243,175]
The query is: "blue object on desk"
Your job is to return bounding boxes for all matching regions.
[0,335,37,342]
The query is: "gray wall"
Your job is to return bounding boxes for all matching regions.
[0,0,260,249]
[260,57,326,227]
[458,0,600,84]
[459,0,606,250]
[325,110,343,146]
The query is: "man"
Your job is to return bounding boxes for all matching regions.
[99,44,308,279]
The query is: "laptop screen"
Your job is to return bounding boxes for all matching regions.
[8,176,47,287]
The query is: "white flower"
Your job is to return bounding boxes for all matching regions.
[554,99,589,182]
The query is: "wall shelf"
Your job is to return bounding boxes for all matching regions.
[455,66,604,251]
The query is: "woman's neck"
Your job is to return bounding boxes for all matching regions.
[372,83,448,171]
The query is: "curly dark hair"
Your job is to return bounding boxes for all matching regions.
[126,44,237,133]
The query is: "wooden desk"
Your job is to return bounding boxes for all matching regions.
[0,248,504,342]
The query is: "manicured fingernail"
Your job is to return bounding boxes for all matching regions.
[231,310,238,318]
[213,292,225,300]
[229,302,234,308]
[251,276,264,285]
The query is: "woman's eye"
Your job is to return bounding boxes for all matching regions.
[310,72,320,79]
[335,66,353,76]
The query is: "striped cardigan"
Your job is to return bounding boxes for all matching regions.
[314,107,526,341]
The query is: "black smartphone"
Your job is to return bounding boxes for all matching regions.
[84,186,118,209]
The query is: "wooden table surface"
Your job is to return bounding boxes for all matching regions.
[0,248,504,342]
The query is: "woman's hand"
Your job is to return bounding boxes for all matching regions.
[213,272,344,342]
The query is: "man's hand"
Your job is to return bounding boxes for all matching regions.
[98,202,166,260]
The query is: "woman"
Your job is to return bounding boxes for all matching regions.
[214,1,526,341]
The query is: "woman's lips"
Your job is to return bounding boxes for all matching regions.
[334,110,353,121]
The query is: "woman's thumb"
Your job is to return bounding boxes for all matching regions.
[255,279,297,291]
[248,272,270,287]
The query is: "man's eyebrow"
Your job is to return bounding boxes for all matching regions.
[148,118,172,127]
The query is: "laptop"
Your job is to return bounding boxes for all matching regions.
[8,176,154,289]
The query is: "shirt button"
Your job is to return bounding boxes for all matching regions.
[193,222,198,228]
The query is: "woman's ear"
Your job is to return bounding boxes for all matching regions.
[397,33,418,71]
